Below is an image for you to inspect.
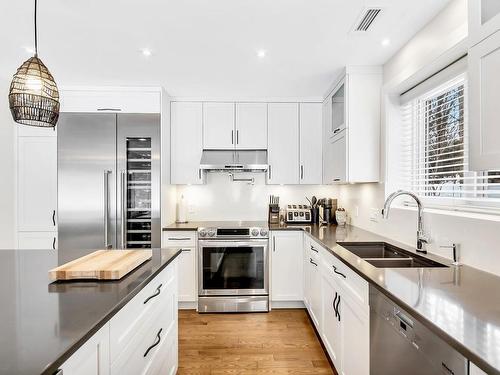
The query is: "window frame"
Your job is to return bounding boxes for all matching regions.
[400,72,500,212]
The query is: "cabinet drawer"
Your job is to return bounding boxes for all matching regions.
[163,231,196,247]
[320,246,368,307]
[111,295,177,375]
[109,262,176,363]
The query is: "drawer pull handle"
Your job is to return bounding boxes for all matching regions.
[143,328,162,357]
[181,248,191,252]
[52,237,56,250]
[310,245,318,253]
[310,258,318,267]
[52,210,56,226]
[335,294,341,322]
[333,127,341,134]
[332,265,346,279]
[143,284,162,304]
[333,292,339,319]
[168,237,191,241]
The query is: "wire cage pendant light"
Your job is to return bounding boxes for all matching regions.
[9,0,59,127]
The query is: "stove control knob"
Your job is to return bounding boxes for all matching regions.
[199,230,207,237]
[208,229,216,237]
[251,229,259,237]
[260,229,268,237]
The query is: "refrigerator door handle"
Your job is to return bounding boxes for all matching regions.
[121,170,127,249]
[104,170,112,249]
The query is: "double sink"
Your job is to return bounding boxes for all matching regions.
[339,242,448,268]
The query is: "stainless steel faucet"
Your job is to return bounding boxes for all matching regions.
[381,190,430,253]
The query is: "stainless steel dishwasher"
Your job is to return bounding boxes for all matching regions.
[370,286,468,375]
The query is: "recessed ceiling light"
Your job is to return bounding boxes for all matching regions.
[257,49,267,58]
[381,38,390,47]
[141,48,152,57]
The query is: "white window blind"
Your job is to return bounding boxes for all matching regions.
[400,73,500,210]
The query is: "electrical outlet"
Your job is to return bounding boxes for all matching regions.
[354,205,359,218]
[370,208,379,222]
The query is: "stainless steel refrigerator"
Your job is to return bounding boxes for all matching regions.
[57,113,161,251]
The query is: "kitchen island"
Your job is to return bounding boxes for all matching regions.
[0,248,181,375]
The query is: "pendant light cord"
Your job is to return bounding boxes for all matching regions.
[34,0,38,56]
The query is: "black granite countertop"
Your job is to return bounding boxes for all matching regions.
[0,248,181,375]
[164,221,500,374]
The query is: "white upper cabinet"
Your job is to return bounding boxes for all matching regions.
[235,103,268,149]
[60,88,161,113]
[299,103,323,184]
[469,30,500,171]
[203,102,235,149]
[171,102,204,184]
[323,67,381,184]
[267,103,300,184]
[270,231,303,302]
[469,0,500,47]
[17,136,57,232]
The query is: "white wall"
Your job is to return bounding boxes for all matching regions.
[0,78,16,249]
[176,173,338,222]
[338,0,500,276]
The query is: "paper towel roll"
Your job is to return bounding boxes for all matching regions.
[176,194,188,223]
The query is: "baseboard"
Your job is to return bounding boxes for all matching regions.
[179,301,197,310]
[270,301,306,309]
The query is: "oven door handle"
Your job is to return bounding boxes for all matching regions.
[198,240,269,247]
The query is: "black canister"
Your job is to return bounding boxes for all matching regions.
[311,207,320,224]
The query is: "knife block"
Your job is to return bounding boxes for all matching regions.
[268,205,280,224]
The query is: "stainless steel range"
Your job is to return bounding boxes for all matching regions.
[197,222,269,313]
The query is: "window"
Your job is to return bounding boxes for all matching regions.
[401,73,500,210]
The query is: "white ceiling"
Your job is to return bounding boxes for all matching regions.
[0,0,451,98]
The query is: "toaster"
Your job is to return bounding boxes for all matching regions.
[286,204,311,223]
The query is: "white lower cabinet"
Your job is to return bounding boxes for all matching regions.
[163,231,197,304]
[271,231,304,302]
[339,293,369,375]
[60,324,110,375]
[321,272,342,370]
[60,259,178,375]
[304,236,369,375]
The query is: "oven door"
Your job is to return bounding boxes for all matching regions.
[198,239,269,296]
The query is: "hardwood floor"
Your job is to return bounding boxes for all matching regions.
[178,309,337,375]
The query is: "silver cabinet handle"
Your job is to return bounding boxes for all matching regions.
[236,130,239,144]
[143,328,162,357]
[168,237,191,241]
[268,165,272,180]
[121,170,127,249]
[231,130,234,145]
[103,170,112,249]
[199,168,202,180]
[181,248,191,252]
[97,108,122,112]
[300,165,304,180]
[273,236,276,252]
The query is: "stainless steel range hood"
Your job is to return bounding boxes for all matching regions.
[200,150,268,172]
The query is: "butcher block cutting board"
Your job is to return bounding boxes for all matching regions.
[49,250,152,281]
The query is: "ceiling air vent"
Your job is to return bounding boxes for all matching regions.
[353,8,382,32]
